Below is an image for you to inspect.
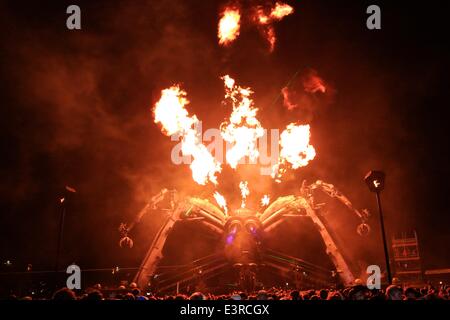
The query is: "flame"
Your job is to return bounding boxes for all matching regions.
[154,78,316,186]
[270,2,294,20]
[264,26,276,52]
[255,2,293,25]
[153,86,221,185]
[220,75,264,168]
[239,181,250,208]
[213,191,228,215]
[261,194,270,206]
[255,7,270,25]
[218,7,241,46]
[254,2,293,51]
[272,123,316,180]
[153,86,192,136]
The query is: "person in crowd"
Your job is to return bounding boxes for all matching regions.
[256,290,268,300]
[290,290,302,300]
[386,285,403,300]
[189,292,205,300]
[319,289,329,300]
[52,287,76,300]
[84,289,104,301]
[12,280,450,301]
[404,287,420,300]
[348,285,370,300]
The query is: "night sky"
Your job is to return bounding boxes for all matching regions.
[0,0,449,279]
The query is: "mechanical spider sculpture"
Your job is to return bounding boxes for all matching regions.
[119,181,370,292]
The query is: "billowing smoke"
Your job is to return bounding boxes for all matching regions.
[281,68,336,122]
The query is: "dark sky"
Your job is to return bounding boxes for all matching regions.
[0,0,449,277]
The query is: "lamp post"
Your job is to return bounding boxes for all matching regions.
[364,170,392,285]
[55,186,76,284]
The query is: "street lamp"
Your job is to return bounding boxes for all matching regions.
[55,186,77,282]
[364,170,392,285]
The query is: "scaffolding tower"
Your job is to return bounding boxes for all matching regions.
[391,230,423,284]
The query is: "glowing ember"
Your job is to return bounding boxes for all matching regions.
[218,7,241,46]
[272,123,316,180]
[153,86,221,185]
[239,181,250,208]
[261,194,270,206]
[221,75,264,168]
[213,191,228,215]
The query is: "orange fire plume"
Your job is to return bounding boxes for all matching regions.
[255,2,294,25]
[218,7,241,46]
[220,75,264,169]
[254,2,294,51]
[153,76,317,191]
[153,86,221,185]
[272,123,316,181]
[214,191,228,215]
[239,181,250,208]
[270,2,294,20]
[218,2,293,51]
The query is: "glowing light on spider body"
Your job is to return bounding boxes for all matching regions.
[239,181,250,208]
[272,123,316,179]
[153,86,221,185]
[218,7,241,46]
[261,194,270,206]
[221,75,264,168]
[213,191,228,215]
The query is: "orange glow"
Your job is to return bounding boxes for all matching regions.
[218,7,241,46]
